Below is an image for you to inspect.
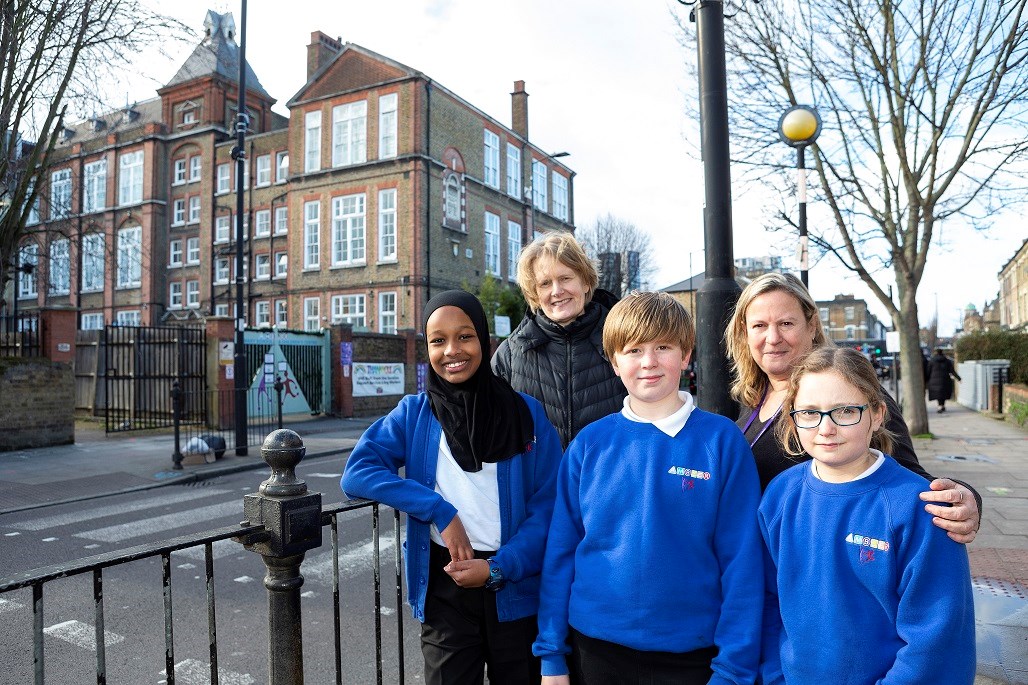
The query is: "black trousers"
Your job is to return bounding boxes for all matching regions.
[567,628,716,685]
[421,543,540,685]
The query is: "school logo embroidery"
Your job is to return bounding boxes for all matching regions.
[845,532,890,563]
[668,465,711,492]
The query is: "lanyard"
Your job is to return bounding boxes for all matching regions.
[742,388,782,448]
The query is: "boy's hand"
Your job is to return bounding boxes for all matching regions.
[440,515,474,561]
[919,479,980,544]
[542,677,571,685]
[444,559,489,588]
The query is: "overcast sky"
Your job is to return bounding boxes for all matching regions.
[123,0,1024,336]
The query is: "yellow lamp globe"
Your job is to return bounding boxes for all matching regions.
[779,106,821,146]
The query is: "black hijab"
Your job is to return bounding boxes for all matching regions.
[424,290,534,472]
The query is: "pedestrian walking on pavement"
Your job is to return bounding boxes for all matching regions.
[342,290,562,685]
[927,348,961,413]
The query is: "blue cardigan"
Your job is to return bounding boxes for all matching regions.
[341,392,562,622]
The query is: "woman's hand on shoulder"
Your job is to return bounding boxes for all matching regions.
[919,479,980,544]
[444,558,489,588]
[440,514,474,561]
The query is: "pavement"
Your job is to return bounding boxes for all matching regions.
[0,400,1025,682]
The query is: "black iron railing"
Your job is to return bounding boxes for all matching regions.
[0,311,42,357]
[0,430,406,684]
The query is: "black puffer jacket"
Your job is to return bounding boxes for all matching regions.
[492,294,626,448]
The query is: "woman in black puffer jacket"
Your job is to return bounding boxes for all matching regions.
[492,233,626,448]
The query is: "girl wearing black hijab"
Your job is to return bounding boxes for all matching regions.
[342,290,562,685]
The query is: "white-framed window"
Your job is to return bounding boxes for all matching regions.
[331,193,365,266]
[255,253,270,279]
[532,160,547,211]
[186,280,200,308]
[275,150,288,183]
[172,198,186,225]
[507,220,521,279]
[255,300,271,326]
[168,281,183,309]
[26,180,40,225]
[378,189,396,262]
[215,215,230,243]
[83,159,107,213]
[189,156,202,182]
[80,312,104,330]
[484,212,500,276]
[331,294,366,327]
[379,93,397,159]
[118,150,143,206]
[214,303,229,317]
[183,109,197,125]
[50,168,72,219]
[552,173,568,221]
[506,143,521,198]
[275,299,288,327]
[215,257,230,284]
[17,244,38,297]
[82,234,105,292]
[483,130,500,189]
[173,159,187,185]
[444,173,463,230]
[188,196,201,224]
[255,209,271,237]
[256,154,271,186]
[332,101,367,167]
[378,292,397,334]
[49,238,70,294]
[845,325,855,338]
[274,206,288,235]
[115,310,140,326]
[186,237,200,265]
[304,201,320,269]
[116,225,142,288]
[820,307,829,322]
[304,110,321,173]
[275,251,288,278]
[304,296,321,331]
[845,306,855,322]
[169,239,183,266]
[216,163,231,194]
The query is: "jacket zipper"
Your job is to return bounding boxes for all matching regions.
[565,331,573,441]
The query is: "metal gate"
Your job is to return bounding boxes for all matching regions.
[103,325,207,433]
[243,327,331,415]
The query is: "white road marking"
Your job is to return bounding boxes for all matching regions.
[234,576,255,584]
[3,531,20,536]
[302,527,403,584]
[177,563,196,570]
[3,488,230,531]
[43,620,124,650]
[83,544,100,549]
[171,538,240,562]
[161,658,254,685]
[306,472,342,478]
[0,598,24,614]
[301,591,315,598]
[73,501,241,543]
[42,537,58,542]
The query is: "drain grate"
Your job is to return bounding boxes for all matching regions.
[973,577,1028,599]
[935,454,996,463]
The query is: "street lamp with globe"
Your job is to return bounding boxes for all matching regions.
[778,105,821,287]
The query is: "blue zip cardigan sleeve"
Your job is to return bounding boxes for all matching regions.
[340,392,563,622]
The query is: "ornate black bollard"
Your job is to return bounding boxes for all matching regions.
[234,429,322,684]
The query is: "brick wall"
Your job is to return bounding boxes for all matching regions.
[0,358,75,450]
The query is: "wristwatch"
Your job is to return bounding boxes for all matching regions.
[484,557,506,591]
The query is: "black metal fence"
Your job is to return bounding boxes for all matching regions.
[103,325,207,434]
[170,385,288,466]
[0,311,42,357]
[0,489,406,685]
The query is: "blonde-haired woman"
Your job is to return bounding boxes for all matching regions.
[492,232,626,448]
[725,272,980,542]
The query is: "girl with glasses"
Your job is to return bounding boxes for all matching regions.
[758,346,975,684]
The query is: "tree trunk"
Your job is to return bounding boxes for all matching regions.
[897,292,929,435]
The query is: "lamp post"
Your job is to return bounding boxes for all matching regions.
[777,105,821,288]
[231,0,250,456]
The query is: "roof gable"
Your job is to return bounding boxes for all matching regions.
[290,44,414,105]
[165,10,271,100]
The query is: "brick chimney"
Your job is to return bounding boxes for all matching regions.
[307,31,343,80]
[511,80,529,139]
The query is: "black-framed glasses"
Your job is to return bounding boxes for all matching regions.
[789,405,868,429]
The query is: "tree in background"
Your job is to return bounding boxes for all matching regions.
[0,1,185,299]
[463,274,527,336]
[681,0,1028,434]
[576,213,657,297]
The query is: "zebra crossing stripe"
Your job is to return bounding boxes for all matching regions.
[171,538,239,561]
[301,527,403,584]
[43,619,124,650]
[0,598,24,615]
[3,489,230,531]
[162,658,254,685]
[74,501,242,543]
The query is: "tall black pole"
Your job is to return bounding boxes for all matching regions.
[233,0,249,455]
[797,146,808,287]
[694,0,740,418]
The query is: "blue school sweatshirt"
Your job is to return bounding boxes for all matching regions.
[759,456,976,685]
[533,410,763,684]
